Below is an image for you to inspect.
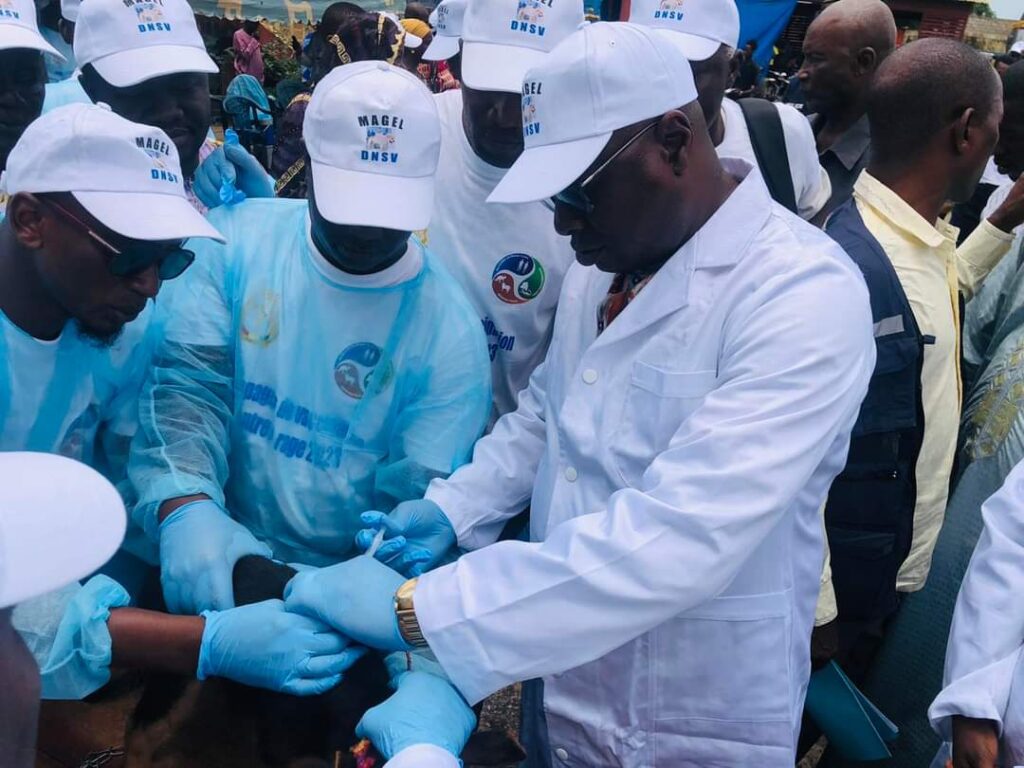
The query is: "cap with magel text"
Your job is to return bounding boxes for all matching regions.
[488,22,698,204]
[304,61,441,231]
[0,453,125,609]
[460,0,585,92]
[423,0,467,62]
[74,0,217,88]
[2,103,224,242]
[0,0,63,57]
[628,0,739,61]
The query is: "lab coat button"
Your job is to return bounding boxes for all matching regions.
[582,368,598,384]
[554,748,569,761]
[564,467,578,482]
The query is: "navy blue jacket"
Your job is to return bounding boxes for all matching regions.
[824,199,927,622]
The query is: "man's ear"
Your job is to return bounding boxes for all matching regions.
[658,110,694,175]
[952,106,975,157]
[853,46,879,76]
[7,193,47,250]
[728,50,742,86]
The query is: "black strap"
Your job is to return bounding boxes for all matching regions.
[737,98,798,215]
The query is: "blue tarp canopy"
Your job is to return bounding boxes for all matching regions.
[736,0,798,66]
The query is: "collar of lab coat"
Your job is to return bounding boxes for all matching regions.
[590,159,770,347]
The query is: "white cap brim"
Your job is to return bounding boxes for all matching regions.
[488,131,611,204]
[310,161,435,231]
[461,40,546,92]
[654,29,723,62]
[73,190,226,243]
[0,453,126,609]
[404,31,424,49]
[90,44,218,88]
[422,34,460,61]
[0,25,64,59]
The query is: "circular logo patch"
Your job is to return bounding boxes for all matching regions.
[334,342,393,400]
[491,254,546,305]
[240,290,280,347]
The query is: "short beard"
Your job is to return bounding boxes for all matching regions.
[75,319,122,348]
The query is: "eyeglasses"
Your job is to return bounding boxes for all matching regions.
[42,199,195,281]
[552,120,659,216]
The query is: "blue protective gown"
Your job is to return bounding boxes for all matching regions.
[2,306,159,698]
[130,198,491,566]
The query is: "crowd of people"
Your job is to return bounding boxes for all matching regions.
[3,0,1024,765]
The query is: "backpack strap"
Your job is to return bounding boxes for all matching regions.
[737,98,798,215]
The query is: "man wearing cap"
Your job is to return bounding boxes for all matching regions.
[0,105,355,716]
[419,0,581,429]
[63,0,274,211]
[284,22,875,766]
[130,62,490,616]
[0,0,62,220]
[628,0,830,219]
[39,0,92,114]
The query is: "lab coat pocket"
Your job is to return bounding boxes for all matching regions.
[612,365,717,486]
[652,592,792,727]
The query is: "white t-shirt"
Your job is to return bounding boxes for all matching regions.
[427,89,576,425]
[717,98,831,221]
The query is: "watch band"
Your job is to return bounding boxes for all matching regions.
[395,577,428,648]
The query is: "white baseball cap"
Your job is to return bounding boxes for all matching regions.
[305,60,441,231]
[461,0,586,92]
[0,453,126,609]
[423,0,467,62]
[61,0,81,24]
[74,0,217,88]
[489,22,698,204]
[0,0,63,57]
[2,103,224,242]
[628,0,739,61]
[1012,40,1024,55]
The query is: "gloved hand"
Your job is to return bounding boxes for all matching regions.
[355,500,456,577]
[159,499,272,614]
[284,555,410,652]
[191,143,274,209]
[198,598,365,696]
[356,671,476,759]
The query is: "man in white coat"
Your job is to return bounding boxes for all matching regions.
[284,21,876,767]
[929,459,1024,768]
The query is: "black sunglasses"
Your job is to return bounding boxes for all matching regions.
[43,199,195,281]
[552,120,659,216]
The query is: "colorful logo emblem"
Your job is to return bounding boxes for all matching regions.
[135,135,179,184]
[655,0,684,18]
[134,1,171,30]
[241,290,280,346]
[492,254,546,304]
[510,0,548,35]
[515,0,545,22]
[522,95,541,138]
[334,342,393,399]
[0,0,22,19]
[360,123,401,164]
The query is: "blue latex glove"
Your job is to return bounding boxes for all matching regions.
[198,599,366,696]
[355,500,456,577]
[284,555,411,652]
[159,499,272,615]
[191,141,274,209]
[356,671,476,760]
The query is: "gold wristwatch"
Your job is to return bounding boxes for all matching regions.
[395,578,427,648]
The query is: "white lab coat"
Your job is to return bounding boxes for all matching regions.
[930,459,1024,766]
[416,162,876,766]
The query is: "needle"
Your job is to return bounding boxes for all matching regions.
[364,527,387,559]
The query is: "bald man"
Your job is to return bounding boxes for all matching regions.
[798,0,896,218]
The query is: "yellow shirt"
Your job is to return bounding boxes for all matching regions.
[856,172,1009,591]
